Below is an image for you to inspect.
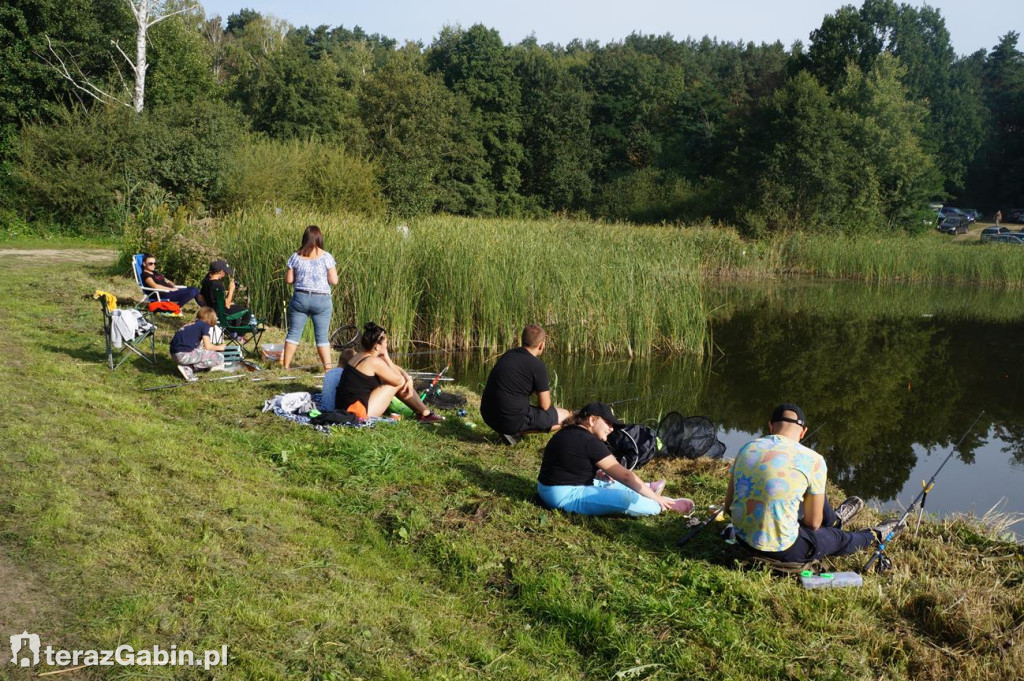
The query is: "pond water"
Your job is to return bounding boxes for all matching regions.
[441,280,1024,529]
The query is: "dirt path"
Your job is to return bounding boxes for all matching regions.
[0,248,117,263]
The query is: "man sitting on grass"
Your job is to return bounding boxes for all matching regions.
[724,403,901,563]
[480,324,570,445]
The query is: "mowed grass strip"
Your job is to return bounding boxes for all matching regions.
[0,248,1022,680]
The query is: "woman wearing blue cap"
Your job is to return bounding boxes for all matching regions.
[537,402,694,517]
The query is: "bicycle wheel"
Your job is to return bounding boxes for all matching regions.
[329,324,359,351]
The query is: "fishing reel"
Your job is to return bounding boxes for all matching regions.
[873,553,894,574]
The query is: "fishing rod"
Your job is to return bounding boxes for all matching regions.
[144,371,306,391]
[677,506,725,548]
[863,410,985,574]
[419,365,449,401]
[676,421,827,550]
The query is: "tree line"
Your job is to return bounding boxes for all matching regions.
[1,0,1021,234]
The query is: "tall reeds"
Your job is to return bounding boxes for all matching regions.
[152,212,1024,356]
[776,232,1024,287]
[215,211,711,356]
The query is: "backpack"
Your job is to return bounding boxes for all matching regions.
[607,424,663,470]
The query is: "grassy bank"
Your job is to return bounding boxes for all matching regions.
[1,246,1022,680]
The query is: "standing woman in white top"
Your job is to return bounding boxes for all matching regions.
[282,225,339,370]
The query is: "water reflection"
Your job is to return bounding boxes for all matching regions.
[445,281,1024,518]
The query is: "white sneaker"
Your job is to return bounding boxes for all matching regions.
[209,363,231,372]
[177,365,197,382]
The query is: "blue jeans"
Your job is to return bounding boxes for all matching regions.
[320,367,343,410]
[152,287,199,307]
[286,291,333,346]
[537,479,662,517]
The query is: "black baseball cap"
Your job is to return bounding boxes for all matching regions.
[770,403,806,427]
[579,402,624,427]
[209,259,234,276]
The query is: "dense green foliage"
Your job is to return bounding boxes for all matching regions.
[1,0,1022,234]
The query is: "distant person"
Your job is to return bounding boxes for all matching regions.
[480,324,570,445]
[995,210,1002,226]
[139,253,199,307]
[198,259,244,316]
[169,307,229,382]
[281,225,339,371]
[334,322,444,423]
[537,402,694,517]
[724,404,901,564]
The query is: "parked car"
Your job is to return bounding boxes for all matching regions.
[990,234,1024,244]
[981,226,1011,242]
[940,207,975,223]
[1008,209,1024,223]
[938,217,969,234]
[961,208,981,222]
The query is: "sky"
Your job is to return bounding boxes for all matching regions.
[196,0,1023,57]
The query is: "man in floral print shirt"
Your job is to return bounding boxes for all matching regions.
[724,404,893,563]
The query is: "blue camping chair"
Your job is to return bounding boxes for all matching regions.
[132,254,165,308]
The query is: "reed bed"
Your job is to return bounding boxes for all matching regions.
[215,211,711,356]
[776,232,1024,288]
[148,212,1024,356]
[706,278,1024,324]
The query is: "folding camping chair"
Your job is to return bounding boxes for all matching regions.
[99,295,155,370]
[210,286,264,357]
[132,253,166,309]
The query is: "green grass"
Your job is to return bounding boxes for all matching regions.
[706,278,1024,324]
[774,230,1024,287]
[1,245,1023,680]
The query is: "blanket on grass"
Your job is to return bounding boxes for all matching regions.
[262,391,396,433]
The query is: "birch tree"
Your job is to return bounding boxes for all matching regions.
[46,0,195,113]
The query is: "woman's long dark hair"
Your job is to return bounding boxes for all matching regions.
[562,408,590,429]
[297,225,324,257]
[359,322,386,351]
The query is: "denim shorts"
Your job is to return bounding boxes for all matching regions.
[285,291,333,346]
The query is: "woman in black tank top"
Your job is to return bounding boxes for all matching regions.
[334,322,444,423]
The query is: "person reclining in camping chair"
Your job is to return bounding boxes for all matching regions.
[724,404,901,566]
[139,253,199,307]
[198,259,264,353]
[480,324,571,445]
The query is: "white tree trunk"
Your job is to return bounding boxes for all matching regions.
[132,0,149,113]
[46,0,195,113]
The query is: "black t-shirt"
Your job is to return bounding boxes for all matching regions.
[142,269,161,287]
[480,347,550,431]
[199,276,224,308]
[538,426,613,487]
[170,320,212,355]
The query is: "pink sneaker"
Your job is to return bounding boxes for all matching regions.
[648,479,666,494]
[667,498,695,514]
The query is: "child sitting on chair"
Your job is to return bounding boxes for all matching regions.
[170,307,227,382]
